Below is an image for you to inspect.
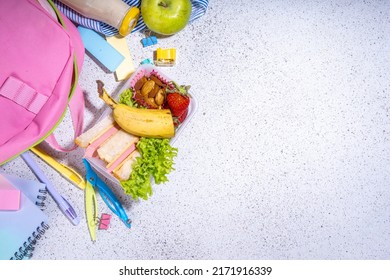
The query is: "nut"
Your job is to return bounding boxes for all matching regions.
[134,76,148,91]
[154,89,165,106]
[141,80,155,97]
[146,97,158,108]
[134,90,143,101]
[148,84,160,98]
[149,74,165,87]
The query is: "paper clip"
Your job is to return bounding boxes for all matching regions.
[154,48,176,66]
[98,213,112,230]
[141,36,158,47]
[141,30,158,47]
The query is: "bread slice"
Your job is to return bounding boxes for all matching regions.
[106,143,136,171]
[113,150,141,181]
[97,130,138,165]
[75,114,115,148]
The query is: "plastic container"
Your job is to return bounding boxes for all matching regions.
[86,64,198,188]
[59,0,140,36]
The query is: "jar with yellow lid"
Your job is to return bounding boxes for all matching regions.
[59,0,140,36]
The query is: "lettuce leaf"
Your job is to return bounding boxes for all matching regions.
[120,136,178,200]
[118,88,137,107]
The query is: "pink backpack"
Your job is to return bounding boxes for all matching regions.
[0,0,85,165]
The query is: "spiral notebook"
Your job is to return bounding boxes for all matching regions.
[0,174,49,260]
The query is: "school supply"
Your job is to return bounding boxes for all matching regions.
[0,173,48,209]
[141,36,158,48]
[54,0,209,36]
[0,183,49,260]
[85,180,98,241]
[21,151,79,226]
[30,146,86,190]
[78,26,125,72]
[0,175,21,211]
[140,58,154,65]
[0,0,85,165]
[155,48,176,66]
[106,36,136,81]
[83,159,131,228]
[98,214,112,230]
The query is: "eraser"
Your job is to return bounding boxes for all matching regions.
[0,174,21,211]
[77,26,125,72]
[106,36,135,81]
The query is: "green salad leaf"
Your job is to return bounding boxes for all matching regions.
[120,138,178,200]
[118,88,137,107]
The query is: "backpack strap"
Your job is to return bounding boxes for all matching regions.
[44,0,85,152]
[45,85,84,152]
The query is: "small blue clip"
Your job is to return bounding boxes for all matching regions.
[140,58,154,65]
[141,36,158,47]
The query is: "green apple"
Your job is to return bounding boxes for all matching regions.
[141,0,192,35]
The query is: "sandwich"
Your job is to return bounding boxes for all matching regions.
[113,150,141,181]
[75,114,115,148]
[97,129,139,167]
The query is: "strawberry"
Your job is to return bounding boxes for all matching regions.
[166,92,190,119]
[173,108,188,126]
[177,108,188,123]
[165,82,191,126]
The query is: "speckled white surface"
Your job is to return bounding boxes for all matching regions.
[1,0,390,260]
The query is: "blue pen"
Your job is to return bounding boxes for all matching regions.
[83,159,131,228]
[21,151,80,226]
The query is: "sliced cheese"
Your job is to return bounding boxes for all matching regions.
[106,35,135,81]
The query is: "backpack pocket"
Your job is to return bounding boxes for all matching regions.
[0,76,48,145]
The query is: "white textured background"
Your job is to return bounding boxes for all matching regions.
[2,0,390,259]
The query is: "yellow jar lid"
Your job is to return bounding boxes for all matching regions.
[119,7,140,37]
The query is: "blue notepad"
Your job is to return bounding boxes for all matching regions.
[0,175,49,260]
[78,26,125,72]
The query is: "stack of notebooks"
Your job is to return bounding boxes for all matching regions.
[0,173,49,260]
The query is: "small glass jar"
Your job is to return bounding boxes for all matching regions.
[59,0,140,36]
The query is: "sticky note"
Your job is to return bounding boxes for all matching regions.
[0,174,21,211]
[77,26,125,72]
[106,36,135,81]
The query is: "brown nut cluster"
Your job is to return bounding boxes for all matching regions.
[133,74,167,109]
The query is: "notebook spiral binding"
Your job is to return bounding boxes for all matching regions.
[10,222,50,260]
[35,188,48,209]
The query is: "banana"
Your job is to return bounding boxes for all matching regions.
[97,80,175,138]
